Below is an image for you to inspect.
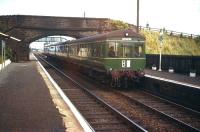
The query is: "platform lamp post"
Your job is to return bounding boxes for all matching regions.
[136,0,139,33]
[158,28,164,71]
[1,39,6,70]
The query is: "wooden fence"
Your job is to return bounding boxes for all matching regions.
[139,26,199,39]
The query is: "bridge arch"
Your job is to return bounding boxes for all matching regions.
[0,15,116,61]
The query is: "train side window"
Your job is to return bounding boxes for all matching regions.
[96,44,101,57]
[91,43,95,57]
[100,44,104,57]
[92,43,101,57]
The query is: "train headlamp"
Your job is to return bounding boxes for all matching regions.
[109,68,112,71]
[125,33,129,37]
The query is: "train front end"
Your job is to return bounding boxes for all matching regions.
[104,32,145,87]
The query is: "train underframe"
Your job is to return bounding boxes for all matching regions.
[108,70,145,88]
[80,65,145,89]
[44,54,145,89]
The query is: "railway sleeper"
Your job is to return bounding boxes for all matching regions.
[88,118,123,124]
[85,115,117,119]
[78,108,108,112]
[92,123,132,130]
[83,112,112,117]
[82,111,110,115]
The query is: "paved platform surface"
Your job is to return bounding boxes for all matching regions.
[145,69,200,87]
[0,55,83,131]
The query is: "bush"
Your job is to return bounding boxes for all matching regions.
[5,47,12,59]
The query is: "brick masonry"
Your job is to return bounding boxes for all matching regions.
[0,15,116,61]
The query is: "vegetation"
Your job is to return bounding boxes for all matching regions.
[140,30,200,55]
[105,19,132,30]
[108,20,200,55]
[0,47,12,64]
[194,36,200,47]
[109,20,130,29]
[5,47,12,59]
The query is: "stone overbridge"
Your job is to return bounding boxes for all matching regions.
[0,15,118,61]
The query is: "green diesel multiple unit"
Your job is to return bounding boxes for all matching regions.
[44,29,146,87]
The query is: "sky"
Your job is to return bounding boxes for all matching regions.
[0,0,200,35]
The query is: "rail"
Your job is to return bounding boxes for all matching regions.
[36,53,148,132]
[114,90,200,132]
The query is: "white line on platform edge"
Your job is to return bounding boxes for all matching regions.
[145,74,200,89]
[33,54,94,132]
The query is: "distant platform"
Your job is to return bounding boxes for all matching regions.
[145,69,200,89]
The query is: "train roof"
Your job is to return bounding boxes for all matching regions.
[68,29,145,44]
[44,29,145,47]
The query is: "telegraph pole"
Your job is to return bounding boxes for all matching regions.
[158,29,164,71]
[137,0,139,33]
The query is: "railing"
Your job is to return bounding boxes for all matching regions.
[139,26,199,39]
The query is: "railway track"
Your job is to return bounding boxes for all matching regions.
[85,87,200,132]
[36,53,200,131]
[113,90,200,132]
[36,54,147,132]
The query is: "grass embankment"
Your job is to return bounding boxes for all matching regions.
[140,30,200,55]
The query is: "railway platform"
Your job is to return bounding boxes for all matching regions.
[145,69,200,88]
[144,69,200,111]
[0,54,84,131]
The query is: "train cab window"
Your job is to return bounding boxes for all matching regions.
[123,43,132,57]
[108,46,115,57]
[117,43,132,58]
[108,42,118,57]
[133,45,144,57]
